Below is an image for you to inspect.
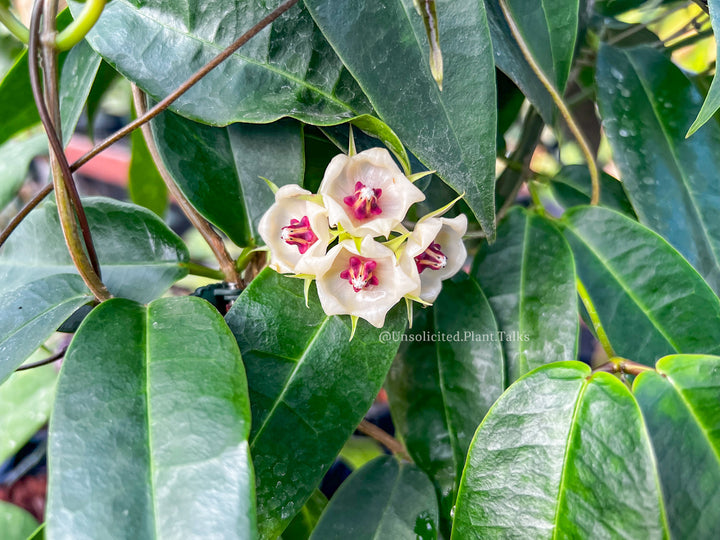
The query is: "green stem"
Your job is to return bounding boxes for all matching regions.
[664,28,714,54]
[0,4,29,43]
[528,181,545,217]
[576,277,615,358]
[182,261,225,280]
[235,245,258,273]
[54,0,106,51]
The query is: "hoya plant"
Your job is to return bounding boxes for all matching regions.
[0,0,719,538]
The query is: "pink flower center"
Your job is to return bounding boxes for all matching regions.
[415,243,447,273]
[343,181,382,220]
[280,215,318,254]
[340,256,379,292]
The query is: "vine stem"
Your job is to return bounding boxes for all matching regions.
[498,0,600,205]
[357,420,412,462]
[593,357,654,377]
[15,346,67,372]
[131,85,240,285]
[54,0,106,51]
[30,0,110,301]
[0,0,300,249]
[576,277,615,359]
[0,4,29,43]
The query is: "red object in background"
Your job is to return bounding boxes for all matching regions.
[66,135,130,187]
[0,475,46,521]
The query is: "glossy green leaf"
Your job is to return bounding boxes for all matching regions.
[225,269,406,538]
[68,0,373,126]
[0,10,100,147]
[305,0,498,235]
[688,0,720,135]
[596,44,720,293]
[635,355,720,539]
[452,362,667,539]
[0,501,38,540]
[386,274,504,527]
[483,1,553,123]
[151,111,304,247]
[281,490,327,540]
[0,274,91,385]
[311,456,439,540]
[502,0,579,91]
[0,130,48,211]
[472,207,578,383]
[549,164,636,218]
[0,355,57,463]
[563,206,720,366]
[47,296,256,539]
[85,60,120,141]
[129,124,168,217]
[0,197,189,303]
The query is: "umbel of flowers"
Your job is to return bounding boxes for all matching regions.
[259,138,467,338]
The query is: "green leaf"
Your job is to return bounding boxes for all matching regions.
[305,0,498,236]
[596,44,720,293]
[0,197,189,303]
[225,269,407,538]
[562,206,720,366]
[634,355,720,539]
[85,60,119,141]
[0,10,100,147]
[501,0,579,91]
[0,354,57,463]
[386,274,504,527]
[688,0,720,136]
[338,436,384,471]
[483,1,554,123]
[310,456,439,540]
[452,362,667,539]
[0,274,92,385]
[46,296,256,539]
[281,490,327,540]
[0,501,38,540]
[549,164,637,218]
[26,523,44,540]
[472,207,578,383]
[0,129,48,211]
[129,125,168,217]
[150,111,304,247]
[68,0,373,126]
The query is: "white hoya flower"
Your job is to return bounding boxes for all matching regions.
[258,184,330,275]
[314,236,421,328]
[319,148,425,238]
[404,214,468,303]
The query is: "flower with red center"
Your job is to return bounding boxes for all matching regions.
[319,148,425,237]
[259,184,330,274]
[403,214,467,303]
[314,236,421,327]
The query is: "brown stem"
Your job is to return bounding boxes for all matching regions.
[593,357,654,377]
[15,346,66,371]
[0,183,53,248]
[131,85,240,285]
[30,0,110,301]
[357,419,412,462]
[70,0,300,172]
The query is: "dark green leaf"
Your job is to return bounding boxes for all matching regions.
[68,0,373,125]
[85,60,119,141]
[596,44,720,292]
[305,0,498,235]
[0,274,92,385]
[452,362,667,539]
[311,456,439,540]
[0,501,38,540]
[688,0,720,135]
[472,207,578,383]
[47,296,256,539]
[0,356,57,462]
[0,129,48,211]
[129,125,168,217]
[549,164,636,218]
[634,355,720,539]
[0,197,189,303]
[502,0,579,91]
[281,490,327,540]
[225,269,407,538]
[386,273,504,527]
[58,41,102,144]
[562,206,720,366]
[151,111,304,247]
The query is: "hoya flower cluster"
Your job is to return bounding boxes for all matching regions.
[259,147,467,330]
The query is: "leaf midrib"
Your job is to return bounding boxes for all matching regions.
[143,305,161,539]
